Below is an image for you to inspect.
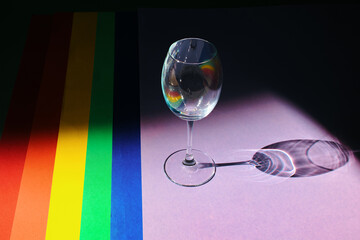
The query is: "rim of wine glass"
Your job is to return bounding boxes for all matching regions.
[168,37,218,65]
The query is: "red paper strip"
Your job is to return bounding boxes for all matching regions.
[0,15,53,240]
[10,13,73,240]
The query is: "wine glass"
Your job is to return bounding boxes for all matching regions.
[161,38,223,187]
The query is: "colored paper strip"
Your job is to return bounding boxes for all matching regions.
[80,12,114,240]
[10,13,73,240]
[0,15,52,240]
[0,14,31,139]
[111,11,143,240]
[45,12,97,240]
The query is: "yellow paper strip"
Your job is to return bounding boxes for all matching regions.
[45,12,97,240]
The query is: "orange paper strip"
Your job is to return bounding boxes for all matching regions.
[10,13,73,240]
[0,15,52,240]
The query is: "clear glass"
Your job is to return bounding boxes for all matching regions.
[161,38,223,187]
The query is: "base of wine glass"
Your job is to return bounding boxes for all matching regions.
[164,149,216,187]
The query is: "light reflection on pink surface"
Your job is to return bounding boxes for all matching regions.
[141,93,360,240]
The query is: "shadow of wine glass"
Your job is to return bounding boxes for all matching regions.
[201,139,350,179]
[257,139,350,177]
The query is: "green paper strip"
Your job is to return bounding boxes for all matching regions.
[80,12,114,240]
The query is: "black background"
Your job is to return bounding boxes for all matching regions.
[1,2,359,151]
[138,6,360,151]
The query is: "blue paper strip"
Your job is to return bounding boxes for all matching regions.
[112,11,143,240]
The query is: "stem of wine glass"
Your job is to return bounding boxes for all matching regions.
[183,121,196,166]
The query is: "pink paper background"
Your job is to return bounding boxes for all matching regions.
[141,92,360,240]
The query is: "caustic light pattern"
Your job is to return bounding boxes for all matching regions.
[0,12,142,240]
